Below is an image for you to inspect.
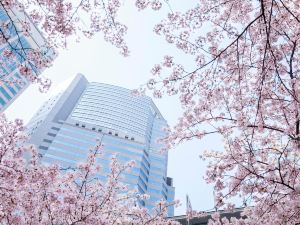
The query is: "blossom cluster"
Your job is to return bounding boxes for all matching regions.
[143,0,300,224]
[0,115,178,224]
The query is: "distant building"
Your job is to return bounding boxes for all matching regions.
[0,6,53,111]
[27,74,175,216]
[172,209,243,225]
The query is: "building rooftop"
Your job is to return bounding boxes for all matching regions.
[171,208,243,225]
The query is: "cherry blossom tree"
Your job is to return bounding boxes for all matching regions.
[0,0,166,91]
[0,0,130,90]
[0,114,178,224]
[140,0,300,224]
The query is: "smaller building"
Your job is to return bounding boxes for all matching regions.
[172,209,243,225]
[0,6,54,111]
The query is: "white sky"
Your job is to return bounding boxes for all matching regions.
[5,1,225,215]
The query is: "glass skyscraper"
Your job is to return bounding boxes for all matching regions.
[27,74,175,216]
[0,6,53,112]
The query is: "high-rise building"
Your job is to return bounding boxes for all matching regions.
[27,74,175,216]
[0,6,53,112]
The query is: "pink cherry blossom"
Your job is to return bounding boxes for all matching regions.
[0,114,178,224]
[144,0,300,224]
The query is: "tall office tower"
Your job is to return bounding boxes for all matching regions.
[27,74,175,216]
[0,6,53,112]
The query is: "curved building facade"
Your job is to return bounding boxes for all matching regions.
[27,74,175,216]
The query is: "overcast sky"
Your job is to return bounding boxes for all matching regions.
[5,1,224,215]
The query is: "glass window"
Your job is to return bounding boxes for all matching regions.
[47,132,56,137]
[11,77,21,90]
[39,146,48,150]
[5,83,16,95]
[0,86,11,100]
[0,9,9,22]
[0,97,6,106]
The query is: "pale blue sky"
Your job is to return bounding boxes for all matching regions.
[5,1,224,215]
